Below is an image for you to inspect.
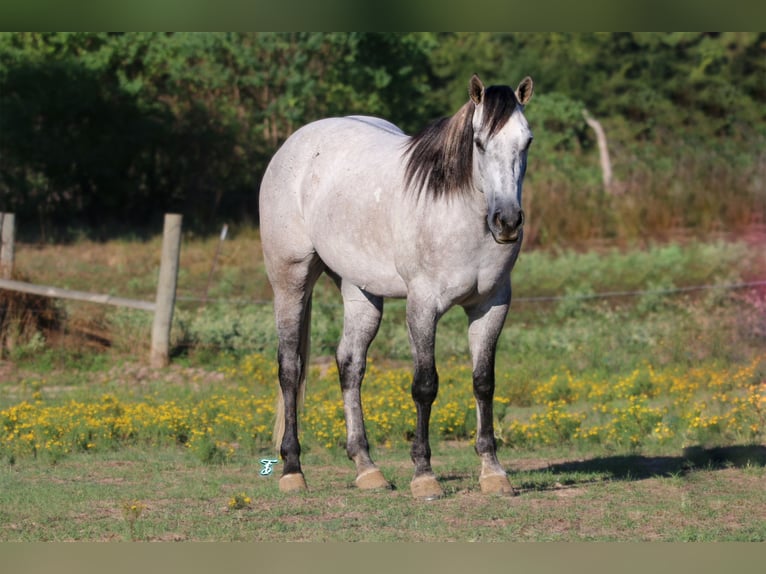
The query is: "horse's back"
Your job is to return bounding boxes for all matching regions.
[345,115,406,136]
[261,115,406,194]
[261,115,408,214]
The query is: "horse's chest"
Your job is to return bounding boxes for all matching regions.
[469,255,516,297]
[410,247,516,307]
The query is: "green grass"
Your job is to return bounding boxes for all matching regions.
[1,444,764,541]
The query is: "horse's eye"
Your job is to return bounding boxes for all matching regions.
[474,138,486,153]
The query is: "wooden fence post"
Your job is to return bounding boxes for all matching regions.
[582,110,615,193]
[1,213,15,279]
[150,214,182,368]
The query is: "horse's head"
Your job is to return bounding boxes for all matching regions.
[469,74,534,244]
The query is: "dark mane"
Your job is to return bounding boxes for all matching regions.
[403,86,518,198]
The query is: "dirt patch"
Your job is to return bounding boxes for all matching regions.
[552,485,588,498]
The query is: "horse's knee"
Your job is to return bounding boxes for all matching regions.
[411,367,439,404]
[472,375,495,403]
[471,358,495,396]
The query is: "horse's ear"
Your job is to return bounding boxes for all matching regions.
[469,74,484,105]
[516,76,534,105]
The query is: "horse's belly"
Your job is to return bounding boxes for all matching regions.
[315,238,407,298]
[306,200,407,298]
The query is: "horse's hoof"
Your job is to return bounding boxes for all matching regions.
[355,468,391,490]
[479,473,516,496]
[279,473,308,493]
[410,475,443,501]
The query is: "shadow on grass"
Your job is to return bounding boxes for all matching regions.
[509,445,766,493]
[540,445,766,483]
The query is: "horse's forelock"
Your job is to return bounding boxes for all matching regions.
[404,86,518,198]
[482,86,517,138]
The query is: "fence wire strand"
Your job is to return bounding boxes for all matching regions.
[5,280,765,314]
[4,278,765,356]
[171,279,766,307]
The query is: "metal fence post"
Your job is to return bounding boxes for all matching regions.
[150,214,182,368]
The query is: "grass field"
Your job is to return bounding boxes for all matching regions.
[1,230,765,541]
[2,443,765,541]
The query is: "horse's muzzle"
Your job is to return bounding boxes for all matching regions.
[489,208,525,244]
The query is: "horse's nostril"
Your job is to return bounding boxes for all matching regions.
[493,210,524,229]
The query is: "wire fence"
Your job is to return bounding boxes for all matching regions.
[512,279,766,303]
[3,275,765,360]
[8,277,766,314]
[169,278,766,307]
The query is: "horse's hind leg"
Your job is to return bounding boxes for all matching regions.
[269,253,324,492]
[465,283,515,496]
[336,281,390,490]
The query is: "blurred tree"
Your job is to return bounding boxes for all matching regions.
[0,32,763,239]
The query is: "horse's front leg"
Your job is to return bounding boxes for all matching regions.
[337,282,390,490]
[465,283,515,495]
[406,297,444,500]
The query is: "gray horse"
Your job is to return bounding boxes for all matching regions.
[259,74,534,499]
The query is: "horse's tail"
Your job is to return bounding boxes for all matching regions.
[273,295,312,451]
